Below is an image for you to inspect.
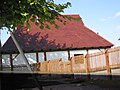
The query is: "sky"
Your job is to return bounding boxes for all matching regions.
[1,0,120,47]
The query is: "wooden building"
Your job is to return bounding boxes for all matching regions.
[1,14,113,75]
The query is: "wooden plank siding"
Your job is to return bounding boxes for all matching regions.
[34,46,120,74]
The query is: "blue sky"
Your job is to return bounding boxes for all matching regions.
[1,0,120,46]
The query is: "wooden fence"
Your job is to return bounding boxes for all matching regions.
[2,46,120,77]
[34,46,120,75]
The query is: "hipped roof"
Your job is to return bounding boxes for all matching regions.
[2,14,113,54]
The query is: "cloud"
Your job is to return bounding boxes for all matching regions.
[100,17,112,22]
[115,12,120,17]
[116,25,120,30]
[100,18,107,22]
[100,11,120,21]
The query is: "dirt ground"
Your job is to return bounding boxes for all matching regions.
[40,80,117,90]
[1,73,120,90]
[20,79,120,90]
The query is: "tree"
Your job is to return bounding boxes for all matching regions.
[0,0,71,69]
[0,0,71,29]
[0,0,71,90]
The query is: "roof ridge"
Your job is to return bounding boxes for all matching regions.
[62,14,80,16]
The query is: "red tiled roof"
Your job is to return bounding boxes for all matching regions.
[2,14,113,54]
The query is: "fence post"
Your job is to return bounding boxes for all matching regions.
[60,60,63,73]
[70,58,73,72]
[10,54,13,71]
[85,50,90,79]
[47,61,50,72]
[105,49,112,79]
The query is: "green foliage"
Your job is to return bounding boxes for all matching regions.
[55,24,60,29]
[40,25,44,29]
[0,0,71,30]
[66,16,81,21]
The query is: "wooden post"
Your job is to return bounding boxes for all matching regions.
[0,42,2,71]
[44,51,47,61]
[85,50,90,79]
[10,54,13,71]
[0,53,2,71]
[68,50,73,73]
[68,50,70,60]
[105,49,112,79]
[36,52,39,62]
[0,41,1,90]
[35,52,39,71]
[70,58,73,72]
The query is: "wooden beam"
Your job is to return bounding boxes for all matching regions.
[36,52,39,62]
[2,46,112,55]
[105,49,112,79]
[68,50,70,60]
[10,54,13,71]
[85,50,90,79]
[44,51,47,61]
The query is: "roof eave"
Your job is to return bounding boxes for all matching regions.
[1,45,113,55]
